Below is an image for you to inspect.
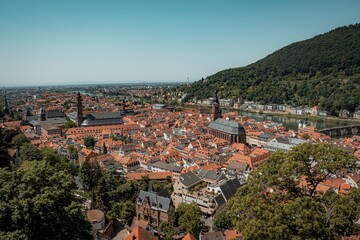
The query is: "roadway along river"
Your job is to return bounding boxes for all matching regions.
[234,110,344,131]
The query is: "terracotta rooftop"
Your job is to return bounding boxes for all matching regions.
[125,226,156,240]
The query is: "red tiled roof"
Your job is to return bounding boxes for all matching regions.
[125,226,156,240]
[182,233,197,240]
[126,171,172,181]
[225,229,243,240]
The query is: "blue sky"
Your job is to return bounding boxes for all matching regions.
[0,0,359,86]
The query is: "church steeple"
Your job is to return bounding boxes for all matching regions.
[77,92,83,127]
[211,90,222,121]
[3,87,10,115]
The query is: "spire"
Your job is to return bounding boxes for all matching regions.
[214,90,219,105]
[211,90,222,121]
[3,86,10,115]
[77,92,83,127]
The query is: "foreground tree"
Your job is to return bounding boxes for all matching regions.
[79,160,103,191]
[19,143,42,162]
[158,221,176,240]
[226,143,359,240]
[0,160,92,240]
[0,146,11,168]
[213,211,233,232]
[10,133,30,148]
[106,200,135,225]
[176,202,203,237]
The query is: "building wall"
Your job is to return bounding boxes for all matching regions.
[208,129,246,144]
[136,199,169,228]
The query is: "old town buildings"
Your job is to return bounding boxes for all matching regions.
[2,89,360,239]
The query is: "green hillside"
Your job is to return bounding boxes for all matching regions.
[181,24,360,115]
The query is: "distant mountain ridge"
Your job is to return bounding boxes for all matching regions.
[181,23,360,115]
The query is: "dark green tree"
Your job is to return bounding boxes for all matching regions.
[0,146,11,168]
[79,161,102,191]
[226,143,359,240]
[106,201,135,225]
[103,142,107,154]
[0,160,92,240]
[65,120,76,129]
[10,133,30,148]
[19,143,42,162]
[68,145,79,160]
[111,180,139,203]
[158,221,176,240]
[213,211,233,232]
[83,137,95,149]
[176,202,203,237]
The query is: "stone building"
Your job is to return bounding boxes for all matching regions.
[208,118,246,144]
[136,189,173,228]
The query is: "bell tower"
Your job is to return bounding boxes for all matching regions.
[211,90,222,121]
[77,92,83,127]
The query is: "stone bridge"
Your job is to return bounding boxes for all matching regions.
[318,124,360,137]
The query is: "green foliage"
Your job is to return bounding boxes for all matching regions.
[0,128,11,168]
[68,146,79,160]
[139,175,150,191]
[83,137,95,149]
[213,211,233,232]
[10,133,30,148]
[158,221,176,240]
[106,200,135,225]
[41,148,76,174]
[103,142,107,154]
[79,161,102,191]
[79,161,131,213]
[0,160,92,240]
[64,120,76,129]
[183,24,360,114]
[0,146,11,168]
[176,202,203,237]
[19,143,43,162]
[152,177,174,194]
[226,143,360,240]
[111,180,139,203]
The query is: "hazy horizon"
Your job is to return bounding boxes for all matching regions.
[1,0,360,87]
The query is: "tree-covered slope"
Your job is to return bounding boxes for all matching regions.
[182,24,360,114]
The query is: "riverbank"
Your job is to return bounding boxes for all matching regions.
[228,109,360,126]
[223,108,360,125]
[184,103,360,128]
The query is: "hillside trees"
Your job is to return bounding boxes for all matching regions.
[176,202,204,237]
[225,143,359,240]
[182,24,360,114]
[0,159,92,240]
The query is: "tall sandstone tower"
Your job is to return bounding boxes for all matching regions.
[211,91,222,121]
[77,92,83,127]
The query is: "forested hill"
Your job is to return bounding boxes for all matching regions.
[181,23,360,115]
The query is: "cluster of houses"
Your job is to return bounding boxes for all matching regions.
[192,97,360,119]
[1,89,360,240]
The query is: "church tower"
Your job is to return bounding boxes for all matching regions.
[211,90,222,121]
[40,107,46,121]
[77,92,83,127]
[2,87,10,115]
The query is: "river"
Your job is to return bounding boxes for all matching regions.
[233,110,343,131]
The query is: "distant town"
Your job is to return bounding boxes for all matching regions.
[0,84,359,239]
